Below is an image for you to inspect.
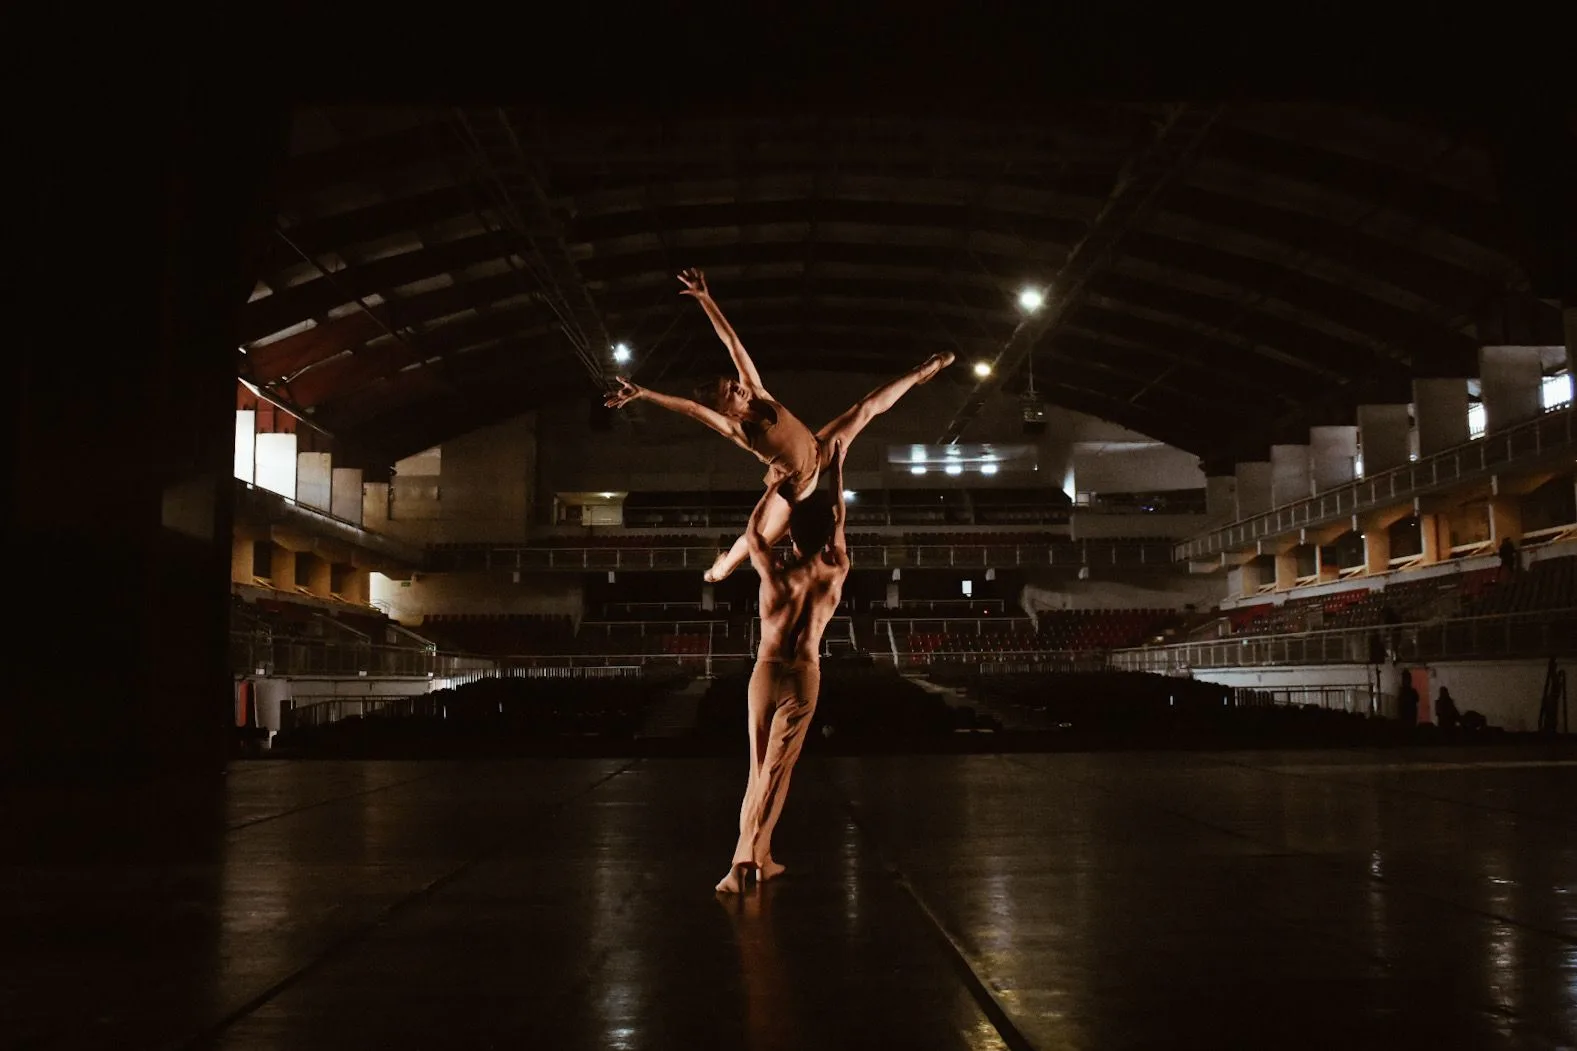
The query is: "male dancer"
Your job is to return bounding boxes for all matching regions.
[716,441,850,893]
[605,268,952,581]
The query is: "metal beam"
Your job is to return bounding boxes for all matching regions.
[937,103,1223,443]
[445,107,614,388]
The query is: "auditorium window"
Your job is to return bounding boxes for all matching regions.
[961,580,973,598]
[1543,372,1572,410]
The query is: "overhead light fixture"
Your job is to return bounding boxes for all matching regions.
[910,447,926,463]
[980,463,998,475]
[944,463,963,476]
[946,446,961,457]
[910,466,927,475]
[1018,287,1045,313]
[612,343,631,364]
[973,361,992,378]
[842,490,856,502]
[599,492,615,499]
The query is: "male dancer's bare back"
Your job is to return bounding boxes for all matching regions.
[716,442,850,894]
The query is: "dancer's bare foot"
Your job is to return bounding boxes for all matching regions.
[759,858,786,882]
[716,862,755,894]
[916,351,955,384]
[703,552,734,583]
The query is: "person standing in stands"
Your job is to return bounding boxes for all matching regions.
[717,442,851,894]
[1397,673,1420,730]
[1436,686,1460,734]
[1497,537,1520,580]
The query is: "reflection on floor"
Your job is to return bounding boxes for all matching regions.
[3,746,1575,1049]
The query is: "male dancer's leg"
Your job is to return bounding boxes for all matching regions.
[747,662,820,875]
[718,661,819,892]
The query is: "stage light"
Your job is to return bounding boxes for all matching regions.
[599,492,615,499]
[1018,287,1044,313]
[842,490,856,501]
[944,463,962,476]
[612,343,631,363]
[910,465,927,475]
[980,463,998,475]
[946,446,961,457]
[910,446,926,463]
[973,361,992,378]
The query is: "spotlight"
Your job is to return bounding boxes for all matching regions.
[612,342,631,364]
[973,361,992,378]
[1018,287,1044,313]
[910,466,927,475]
[944,463,963,476]
[946,446,961,457]
[980,463,998,476]
[842,490,856,502]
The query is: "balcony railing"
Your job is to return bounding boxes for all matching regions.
[1108,608,1577,673]
[430,539,1175,573]
[1176,403,1576,562]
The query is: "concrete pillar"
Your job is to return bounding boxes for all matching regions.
[1309,425,1359,492]
[231,536,254,584]
[9,90,288,777]
[300,554,332,598]
[331,467,363,524]
[269,545,296,587]
[1356,404,1411,476]
[1480,346,1547,432]
[1274,551,1299,590]
[1270,445,1312,506]
[297,451,332,511]
[363,482,391,530]
[1413,378,1470,457]
[1228,561,1264,598]
[1234,462,1272,518]
[1487,497,1523,542]
[1418,513,1451,565]
[1362,528,1391,575]
[1205,475,1237,522]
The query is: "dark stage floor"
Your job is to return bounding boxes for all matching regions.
[5,746,1575,1049]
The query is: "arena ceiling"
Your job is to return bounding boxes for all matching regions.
[238,102,1569,474]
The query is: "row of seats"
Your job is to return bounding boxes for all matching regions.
[897,611,1179,654]
[1462,555,1575,616]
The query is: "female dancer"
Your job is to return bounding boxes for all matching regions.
[605,268,953,580]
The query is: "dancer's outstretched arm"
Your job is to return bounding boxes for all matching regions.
[679,268,769,398]
[605,377,747,446]
[745,477,792,580]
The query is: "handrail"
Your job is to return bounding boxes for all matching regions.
[1177,403,1575,562]
[1109,607,1577,671]
[429,538,1175,572]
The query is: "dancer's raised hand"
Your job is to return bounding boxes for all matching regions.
[677,268,709,297]
[604,377,644,409]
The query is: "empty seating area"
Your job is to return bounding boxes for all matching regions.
[1461,555,1576,616]
[889,610,1179,658]
[416,614,723,661]
[277,675,674,755]
[233,595,423,647]
[418,614,577,655]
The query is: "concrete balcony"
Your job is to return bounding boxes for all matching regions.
[1176,404,1576,563]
